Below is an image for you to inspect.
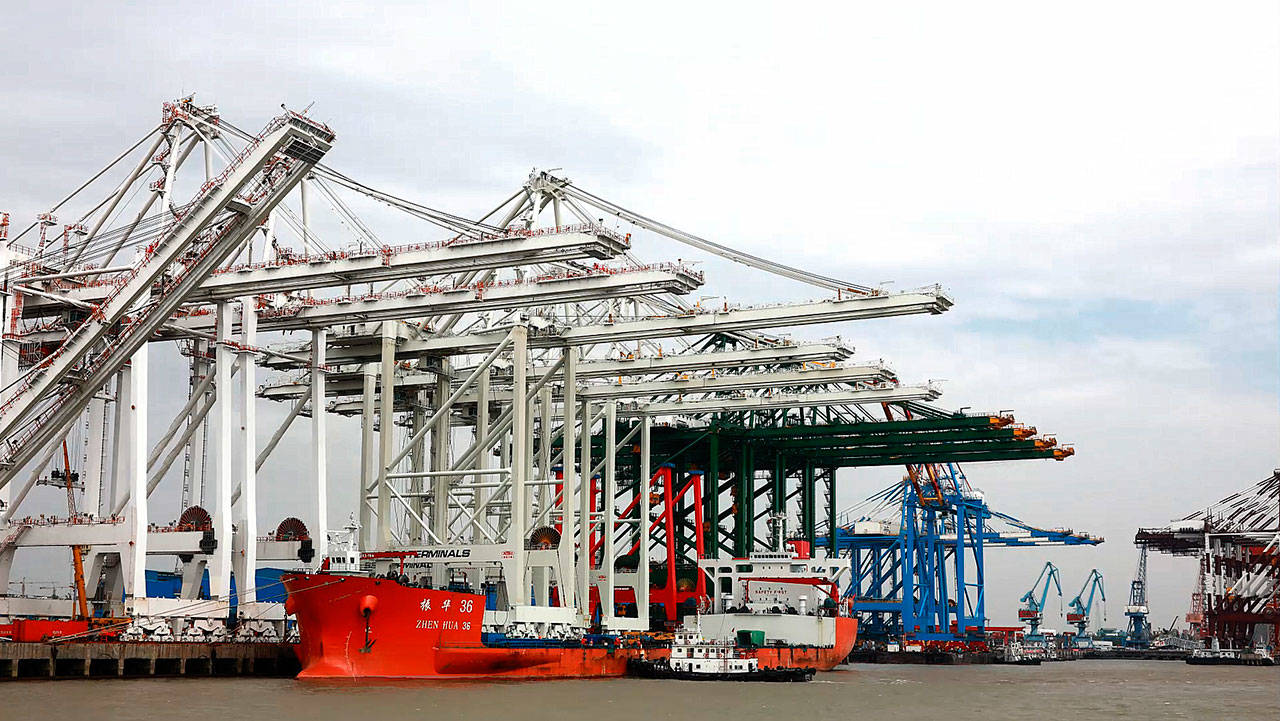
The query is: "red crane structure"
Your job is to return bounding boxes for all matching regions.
[1137,471,1280,651]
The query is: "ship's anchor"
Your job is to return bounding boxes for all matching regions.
[360,615,375,653]
[359,595,378,654]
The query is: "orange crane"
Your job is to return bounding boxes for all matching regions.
[58,441,89,621]
[881,402,945,507]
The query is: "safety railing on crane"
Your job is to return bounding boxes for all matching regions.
[254,260,703,322]
[160,97,220,130]
[0,112,324,459]
[211,221,631,276]
[2,119,301,402]
[8,222,627,303]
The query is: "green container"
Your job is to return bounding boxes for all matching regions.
[737,630,765,647]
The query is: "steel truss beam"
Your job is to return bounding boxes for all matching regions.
[619,385,940,415]
[165,265,702,333]
[274,290,952,363]
[15,227,630,314]
[0,114,335,479]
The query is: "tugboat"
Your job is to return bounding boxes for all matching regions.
[1001,641,1043,665]
[1187,643,1276,666]
[627,624,815,682]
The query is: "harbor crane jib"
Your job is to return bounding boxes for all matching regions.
[1067,569,1105,646]
[1019,561,1062,639]
[0,109,335,479]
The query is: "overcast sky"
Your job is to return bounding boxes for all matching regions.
[2,1,1276,626]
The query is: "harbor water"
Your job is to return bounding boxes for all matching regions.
[8,661,1276,720]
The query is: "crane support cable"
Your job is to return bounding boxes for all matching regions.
[217,118,496,238]
[311,176,387,250]
[560,182,875,295]
[314,168,498,238]
[2,206,180,286]
[6,125,162,247]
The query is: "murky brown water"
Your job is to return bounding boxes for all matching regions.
[7,661,1277,721]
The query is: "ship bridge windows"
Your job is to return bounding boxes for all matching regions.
[735,564,753,572]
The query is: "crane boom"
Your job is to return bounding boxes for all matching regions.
[1018,561,1063,636]
[1067,569,1105,636]
[0,112,334,480]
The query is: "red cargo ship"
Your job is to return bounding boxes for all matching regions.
[282,571,856,679]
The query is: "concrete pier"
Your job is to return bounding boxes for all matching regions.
[0,642,299,680]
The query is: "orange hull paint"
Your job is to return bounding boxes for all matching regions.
[283,573,856,679]
[754,616,859,671]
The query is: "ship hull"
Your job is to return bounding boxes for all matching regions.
[751,621,857,671]
[627,658,815,682]
[698,613,858,671]
[282,573,636,679]
[283,573,855,679]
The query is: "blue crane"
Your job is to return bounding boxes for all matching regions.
[820,466,1101,647]
[1123,545,1152,648]
[1019,561,1062,638]
[1067,569,1105,644]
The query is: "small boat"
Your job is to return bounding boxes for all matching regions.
[1001,641,1043,665]
[1186,647,1276,666]
[626,626,814,682]
[1009,656,1043,666]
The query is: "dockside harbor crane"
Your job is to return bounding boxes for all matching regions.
[1124,546,1152,648]
[1067,569,1105,646]
[0,95,1089,648]
[824,466,1100,649]
[1019,561,1062,638]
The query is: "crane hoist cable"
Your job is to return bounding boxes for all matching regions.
[4,179,178,284]
[272,202,334,256]
[1,209,175,285]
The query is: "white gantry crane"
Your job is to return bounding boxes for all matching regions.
[0,96,1074,646]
